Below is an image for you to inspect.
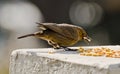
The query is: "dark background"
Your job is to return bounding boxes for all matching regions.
[30,0,120,45]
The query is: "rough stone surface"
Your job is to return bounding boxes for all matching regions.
[10,46,120,74]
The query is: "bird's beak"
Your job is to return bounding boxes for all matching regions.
[83,36,91,44]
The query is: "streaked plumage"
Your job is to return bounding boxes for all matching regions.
[18,23,91,50]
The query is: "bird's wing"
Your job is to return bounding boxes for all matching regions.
[36,23,76,40]
[36,23,63,33]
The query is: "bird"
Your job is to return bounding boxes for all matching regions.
[18,23,91,51]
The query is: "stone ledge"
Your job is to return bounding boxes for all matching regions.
[10,45,120,74]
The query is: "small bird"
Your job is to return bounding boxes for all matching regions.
[18,23,91,51]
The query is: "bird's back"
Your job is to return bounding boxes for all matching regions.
[37,23,86,46]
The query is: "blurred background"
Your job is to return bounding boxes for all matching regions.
[0,0,120,74]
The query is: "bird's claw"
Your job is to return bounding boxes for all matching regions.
[58,47,77,51]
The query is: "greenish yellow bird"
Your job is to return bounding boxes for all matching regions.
[18,23,91,51]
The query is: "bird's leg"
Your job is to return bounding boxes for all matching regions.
[48,40,60,49]
[48,41,77,51]
[60,46,77,51]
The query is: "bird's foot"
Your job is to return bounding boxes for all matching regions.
[59,46,77,51]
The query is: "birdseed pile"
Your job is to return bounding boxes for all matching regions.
[78,47,120,58]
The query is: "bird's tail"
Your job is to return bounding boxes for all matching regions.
[17,34,35,39]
